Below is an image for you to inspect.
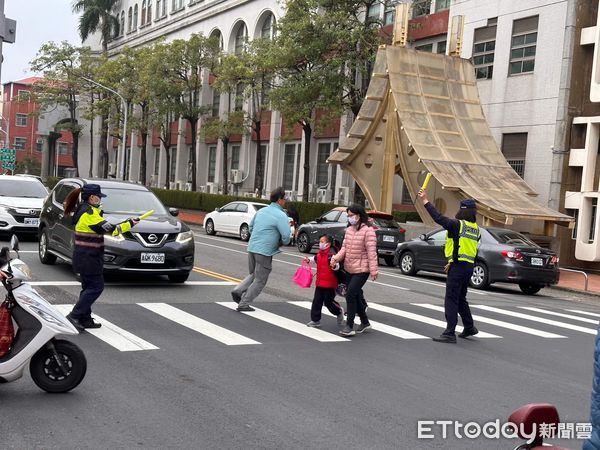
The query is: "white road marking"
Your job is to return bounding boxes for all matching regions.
[28,281,236,287]
[217,302,348,342]
[414,304,566,338]
[54,304,158,351]
[470,305,596,335]
[367,302,500,338]
[566,309,600,318]
[289,301,428,339]
[520,307,599,325]
[139,303,260,346]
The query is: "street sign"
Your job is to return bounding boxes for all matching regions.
[0,148,16,172]
[2,163,15,170]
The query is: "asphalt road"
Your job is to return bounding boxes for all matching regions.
[0,226,597,450]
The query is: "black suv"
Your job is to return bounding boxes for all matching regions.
[38,179,195,283]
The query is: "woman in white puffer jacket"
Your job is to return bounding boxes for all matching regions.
[331,204,379,336]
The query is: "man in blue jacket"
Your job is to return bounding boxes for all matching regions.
[232,187,291,311]
[585,327,600,449]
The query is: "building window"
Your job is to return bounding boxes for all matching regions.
[187,147,193,183]
[436,41,447,54]
[509,16,538,75]
[567,209,578,240]
[402,182,413,205]
[212,89,221,117]
[141,1,147,26]
[501,133,527,178]
[169,148,176,182]
[58,142,68,155]
[316,142,335,187]
[128,7,132,32]
[231,145,240,170]
[207,146,216,183]
[14,137,26,150]
[234,83,244,111]
[283,144,296,190]
[147,1,152,23]
[120,11,125,36]
[590,199,597,243]
[412,0,431,18]
[17,90,30,101]
[367,3,381,23]
[234,23,247,55]
[415,43,433,52]
[473,24,496,79]
[261,13,275,39]
[133,4,138,30]
[15,114,27,127]
[36,139,43,152]
[435,0,451,11]
[171,0,184,12]
[384,0,401,25]
[154,148,160,176]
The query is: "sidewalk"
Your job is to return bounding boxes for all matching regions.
[177,208,600,296]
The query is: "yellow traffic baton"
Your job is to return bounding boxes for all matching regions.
[421,173,433,190]
[138,210,155,220]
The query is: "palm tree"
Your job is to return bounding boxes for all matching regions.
[72,0,120,53]
[72,0,120,177]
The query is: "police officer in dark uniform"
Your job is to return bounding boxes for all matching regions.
[418,189,480,344]
[63,184,138,331]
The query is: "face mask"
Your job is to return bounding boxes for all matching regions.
[348,216,358,225]
[319,243,329,251]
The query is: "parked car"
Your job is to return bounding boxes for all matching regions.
[203,201,267,241]
[394,227,559,294]
[38,179,195,283]
[0,175,48,236]
[296,207,406,266]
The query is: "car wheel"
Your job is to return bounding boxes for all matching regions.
[519,282,542,295]
[240,224,250,242]
[297,232,311,253]
[383,256,395,267]
[169,272,190,283]
[470,262,490,289]
[400,251,417,275]
[38,228,57,265]
[205,219,216,236]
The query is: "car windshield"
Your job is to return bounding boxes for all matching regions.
[0,179,47,198]
[488,229,538,247]
[100,188,168,215]
[371,217,398,228]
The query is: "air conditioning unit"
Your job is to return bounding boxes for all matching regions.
[108,163,116,176]
[244,192,256,198]
[206,182,217,194]
[337,187,350,205]
[185,182,192,191]
[284,190,295,201]
[169,181,177,190]
[176,181,184,190]
[316,189,331,204]
[198,185,207,193]
[231,169,243,184]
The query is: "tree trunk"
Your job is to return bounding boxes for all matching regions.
[89,104,94,178]
[164,146,171,190]
[302,122,312,202]
[72,130,80,177]
[186,118,198,191]
[222,137,229,195]
[253,120,263,196]
[140,131,148,185]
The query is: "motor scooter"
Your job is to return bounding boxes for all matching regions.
[0,235,86,393]
[509,403,570,450]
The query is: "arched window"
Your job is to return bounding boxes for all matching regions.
[261,13,275,39]
[120,11,125,36]
[141,1,146,26]
[156,0,162,18]
[127,7,133,32]
[147,1,152,24]
[210,29,223,50]
[133,4,138,30]
[234,23,247,55]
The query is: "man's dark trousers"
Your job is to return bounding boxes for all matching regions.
[443,262,475,336]
[71,273,105,320]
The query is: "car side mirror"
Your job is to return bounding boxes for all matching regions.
[419,234,427,241]
[214,207,220,212]
[169,208,180,217]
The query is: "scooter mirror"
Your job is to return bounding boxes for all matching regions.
[9,235,19,252]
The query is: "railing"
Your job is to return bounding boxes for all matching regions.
[560,268,589,292]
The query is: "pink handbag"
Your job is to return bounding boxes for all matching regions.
[293,260,314,288]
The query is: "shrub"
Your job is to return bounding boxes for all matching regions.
[393,211,422,223]
[45,176,63,190]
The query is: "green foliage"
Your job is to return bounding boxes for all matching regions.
[151,189,335,224]
[72,0,120,52]
[46,176,63,190]
[15,157,41,176]
[392,211,422,223]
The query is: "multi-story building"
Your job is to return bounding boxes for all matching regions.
[2,77,75,176]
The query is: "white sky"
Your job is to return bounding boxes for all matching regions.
[2,0,81,84]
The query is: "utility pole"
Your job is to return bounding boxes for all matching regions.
[0,0,17,83]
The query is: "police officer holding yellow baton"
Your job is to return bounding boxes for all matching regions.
[417,176,480,344]
[63,184,139,331]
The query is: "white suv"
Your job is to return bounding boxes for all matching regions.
[0,175,48,235]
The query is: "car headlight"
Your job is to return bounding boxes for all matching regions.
[104,234,125,243]
[176,230,194,243]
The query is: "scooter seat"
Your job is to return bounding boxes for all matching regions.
[508,403,560,438]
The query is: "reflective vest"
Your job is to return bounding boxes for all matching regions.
[74,204,132,251]
[444,220,480,264]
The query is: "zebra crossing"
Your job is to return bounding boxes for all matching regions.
[53,302,599,352]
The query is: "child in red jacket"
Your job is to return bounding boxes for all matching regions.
[305,235,345,327]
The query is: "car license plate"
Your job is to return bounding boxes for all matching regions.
[531,257,544,266]
[141,253,165,264]
[383,235,395,243]
[24,218,39,226]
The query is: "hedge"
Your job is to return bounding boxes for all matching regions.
[152,188,424,224]
[46,176,63,190]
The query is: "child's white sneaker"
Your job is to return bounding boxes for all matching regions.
[306,321,321,327]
